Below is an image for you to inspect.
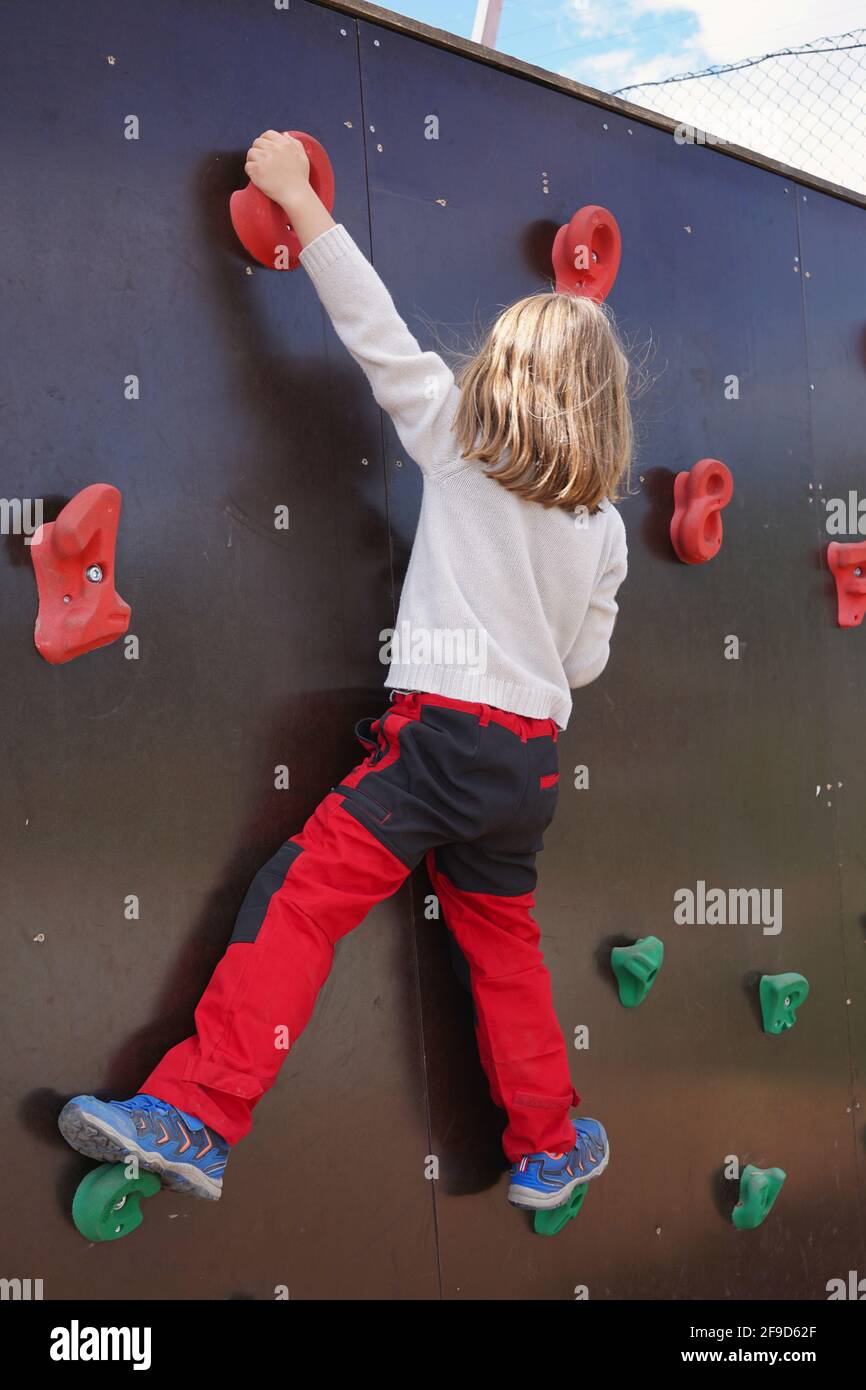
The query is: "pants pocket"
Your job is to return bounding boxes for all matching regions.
[334,781,393,826]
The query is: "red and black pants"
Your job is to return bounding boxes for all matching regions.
[143,691,579,1162]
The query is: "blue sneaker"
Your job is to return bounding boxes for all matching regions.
[58,1094,229,1201]
[508,1118,610,1211]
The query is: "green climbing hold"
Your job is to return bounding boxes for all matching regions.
[610,936,664,1007]
[534,1184,587,1236]
[759,972,809,1034]
[732,1164,786,1230]
[72,1163,161,1242]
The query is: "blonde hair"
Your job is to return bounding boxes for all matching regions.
[452,292,633,513]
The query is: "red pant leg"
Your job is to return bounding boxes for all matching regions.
[428,851,578,1163]
[142,791,410,1144]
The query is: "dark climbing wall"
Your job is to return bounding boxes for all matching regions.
[801,189,866,1239]
[1,0,864,1300]
[362,19,866,1299]
[0,0,434,1301]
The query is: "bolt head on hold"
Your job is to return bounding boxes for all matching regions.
[759,972,809,1034]
[71,1162,161,1242]
[30,483,131,664]
[827,540,866,628]
[551,205,622,303]
[610,935,664,1007]
[670,458,734,564]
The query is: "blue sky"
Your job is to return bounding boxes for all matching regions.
[385,1,864,93]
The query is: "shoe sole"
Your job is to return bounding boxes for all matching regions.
[507,1143,611,1211]
[58,1103,223,1202]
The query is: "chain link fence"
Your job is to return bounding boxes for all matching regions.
[613,29,866,197]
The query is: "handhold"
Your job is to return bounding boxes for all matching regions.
[552,205,621,303]
[827,540,866,628]
[670,457,734,564]
[731,1164,786,1230]
[30,483,131,664]
[72,1163,161,1242]
[230,131,335,270]
[759,972,809,1034]
[610,936,664,1008]
[534,1184,587,1236]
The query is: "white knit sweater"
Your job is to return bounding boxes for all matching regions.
[299,224,628,730]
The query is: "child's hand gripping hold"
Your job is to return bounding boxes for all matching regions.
[244,130,335,248]
[244,130,310,207]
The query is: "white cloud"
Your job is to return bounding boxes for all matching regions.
[624,0,865,63]
[536,1,866,192]
[579,46,644,76]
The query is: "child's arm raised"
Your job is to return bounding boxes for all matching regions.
[245,131,460,479]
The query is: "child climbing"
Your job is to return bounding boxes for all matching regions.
[59,130,631,1214]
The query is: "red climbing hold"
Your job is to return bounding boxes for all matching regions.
[552,205,622,303]
[670,458,734,565]
[230,131,335,270]
[30,483,131,665]
[827,540,866,628]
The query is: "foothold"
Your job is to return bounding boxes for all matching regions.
[759,972,809,1034]
[610,936,664,1008]
[71,1163,161,1242]
[30,483,131,664]
[732,1164,786,1230]
[534,1184,587,1236]
[230,131,335,270]
[670,458,734,564]
[827,541,866,628]
[552,205,621,302]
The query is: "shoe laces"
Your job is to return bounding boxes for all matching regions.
[129,1094,172,1114]
[576,1127,604,1162]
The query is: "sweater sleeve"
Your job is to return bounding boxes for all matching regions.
[564,511,628,689]
[299,223,462,478]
